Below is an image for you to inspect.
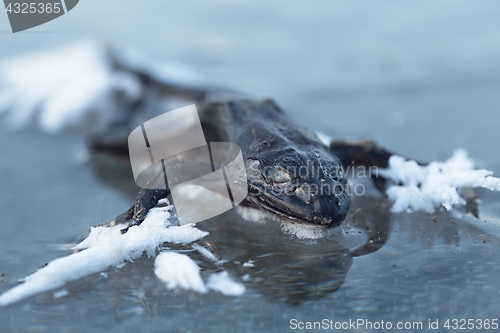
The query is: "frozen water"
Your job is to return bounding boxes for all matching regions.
[0,201,208,306]
[379,149,500,213]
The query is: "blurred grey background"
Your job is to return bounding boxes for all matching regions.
[2,0,499,164]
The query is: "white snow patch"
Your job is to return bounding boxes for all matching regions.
[315,131,334,146]
[0,200,208,307]
[242,260,255,268]
[154,252,207,293]
[0,41,130,132]
[0,41,202,133]
[378,149,500,213]
[206,271,246,296]
[52,289,68,299]
[451,210,500,236]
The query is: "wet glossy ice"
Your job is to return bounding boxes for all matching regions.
[1,1,500,332]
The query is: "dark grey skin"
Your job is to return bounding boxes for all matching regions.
[90,52,400,229]
[103,97,355,231]
[201,98,350,226]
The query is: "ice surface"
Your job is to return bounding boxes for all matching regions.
[192,243,220,264]
[235,205,273,224]
[0,202,208,307]
[379,149,500,213]
[280,220,328,239]
[0,197,250,306]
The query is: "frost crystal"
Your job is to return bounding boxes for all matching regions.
[378,149,500,213]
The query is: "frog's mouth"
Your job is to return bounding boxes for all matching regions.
[245,155,351,227]
[247,182,350,227]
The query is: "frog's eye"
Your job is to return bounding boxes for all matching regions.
[267,166,292,184]
[245,159,265,181]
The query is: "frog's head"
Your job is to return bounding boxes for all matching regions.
[245,146,350,227]
[233,100,351,227]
